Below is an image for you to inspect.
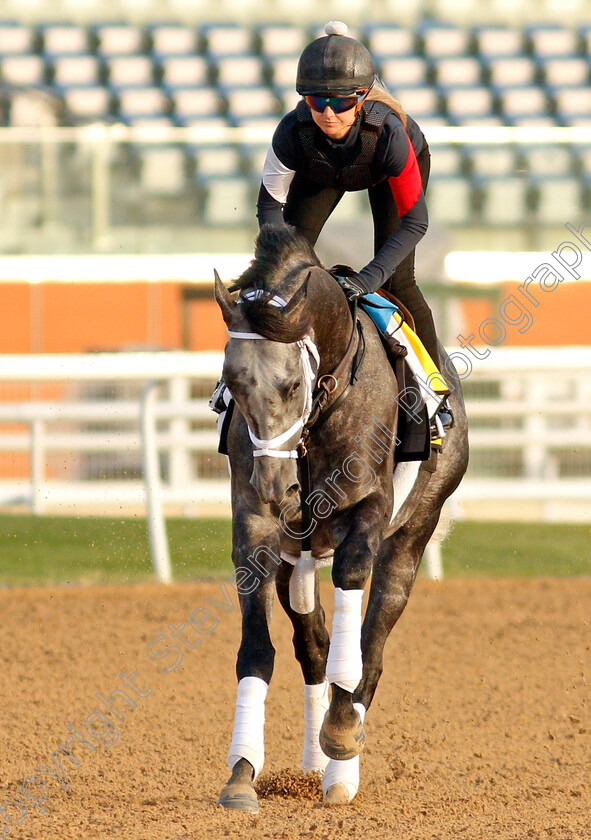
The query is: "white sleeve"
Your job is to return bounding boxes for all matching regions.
[262,145,296,203]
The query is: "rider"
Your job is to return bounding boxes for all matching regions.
[257,21,441,375]
[212,21,451,429]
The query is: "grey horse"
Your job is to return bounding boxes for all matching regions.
[214,224,468,811]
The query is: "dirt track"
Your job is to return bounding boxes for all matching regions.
[0,577,589,840]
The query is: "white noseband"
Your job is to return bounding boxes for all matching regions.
[226,291,319,460]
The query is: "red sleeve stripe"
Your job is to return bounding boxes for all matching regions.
[388,133,423,217]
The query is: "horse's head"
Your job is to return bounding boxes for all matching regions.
[214,229,322,506]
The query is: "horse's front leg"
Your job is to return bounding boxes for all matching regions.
[217,529,280,814]
[319,496,385,764]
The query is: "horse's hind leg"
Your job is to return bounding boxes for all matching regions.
[275,561,331,772]
[353,511,441,712]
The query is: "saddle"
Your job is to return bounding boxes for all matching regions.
[328,272,448,462]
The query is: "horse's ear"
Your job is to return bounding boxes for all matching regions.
[283,272,310,319]
[214,269,236,325]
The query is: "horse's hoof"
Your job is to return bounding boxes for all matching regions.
[217,782,259,813]
[217,758,259,812]
[323,782,353,806]
[319,709,365,761]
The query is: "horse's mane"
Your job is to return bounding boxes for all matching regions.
[231,225,321,343]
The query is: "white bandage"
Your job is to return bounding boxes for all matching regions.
[302,679,330,772]
[325,588,364,693]
[289,550,316,614]
[321,703,366,802]
[228,676,268,780]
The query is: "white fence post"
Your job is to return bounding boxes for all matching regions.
[140,380,172,584]
[30,418,45,515]
[424,542,443,581]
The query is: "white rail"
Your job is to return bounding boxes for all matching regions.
[1,348,590,579]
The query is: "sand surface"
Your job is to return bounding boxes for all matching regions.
[0,577,589,839]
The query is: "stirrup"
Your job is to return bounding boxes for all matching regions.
[209,379,227,414]
[437,402,454,431]
[430,401,453,449]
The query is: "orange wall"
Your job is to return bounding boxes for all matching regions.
[458,281,591,346]
[0,283,186,353]
[1,279,589,355]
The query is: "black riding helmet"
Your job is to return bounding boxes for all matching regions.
[296,21,375,96]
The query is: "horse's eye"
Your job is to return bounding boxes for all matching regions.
[290,380,301,397]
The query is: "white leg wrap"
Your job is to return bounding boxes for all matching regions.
[289,550,316,615]
[302,679,330,772]
[228,676,268,780]
[321,704,366,802]
[325,588,364,693]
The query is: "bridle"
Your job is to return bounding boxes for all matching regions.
[226,288,362,461]
[226,326,320,460]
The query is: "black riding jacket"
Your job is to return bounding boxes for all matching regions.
[256,101,429,294]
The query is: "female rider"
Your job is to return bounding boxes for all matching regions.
[256,21,442,380]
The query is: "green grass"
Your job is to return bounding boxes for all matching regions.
[0,515,588,587]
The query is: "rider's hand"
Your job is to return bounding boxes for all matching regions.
[334,272,367,302]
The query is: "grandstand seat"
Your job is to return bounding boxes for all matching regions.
[426,175,473,225]
[364,23,416,57]
[169,85,223,121]
[466,145,517,177]
[431,56,482,87]
[496,85,549,122]
[275,86,300,114]
[61,85,112,121]
[579,23,591,55]
[158,55,209,88]
[530,175,582,224]
[475,175,532,225]
[390,85,441,120]
[472,25,524,58]
[538,57,590,87]
[139,146,187,194]
[213,54,265,89]
[243,144,269,179]
[0,54,45,87]
[190,144,243,177]
[379,55,428,88]
[115,86,169,123]
[483,55,536,88]
[524,145,574,176]
[224,86,279,122]
[41,24,88,55]
[202,24,252,58]
[443,85,495,123]
[0,22,34,54]
[552,86,591,123]
[93,24,144,57]
[267,55,299,89]
[428,144,465,177]
[199,175,253,226]
[51,54,100,87]
[572,144,591,176]
[417,21,471,58]
[149,24,197,57]
[105,55,154,88]
[257,24,306,57]
[525,24,579,58]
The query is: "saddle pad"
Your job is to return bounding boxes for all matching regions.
[360,292,449,421]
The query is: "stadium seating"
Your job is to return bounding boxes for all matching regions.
[0,15,587,227]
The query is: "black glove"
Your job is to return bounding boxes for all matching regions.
[333,272,367,302]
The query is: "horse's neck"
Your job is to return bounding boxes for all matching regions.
[311,285,354,376]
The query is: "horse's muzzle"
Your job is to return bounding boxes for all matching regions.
[250,456,299,505]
